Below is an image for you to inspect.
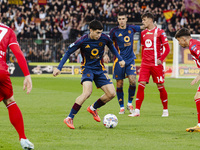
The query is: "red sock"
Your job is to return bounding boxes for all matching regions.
[158,86,168,109]
[195,98,200,123]
[135,83,145,109]
[7,101,26,140]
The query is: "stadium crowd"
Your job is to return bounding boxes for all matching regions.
[0,0,200,62]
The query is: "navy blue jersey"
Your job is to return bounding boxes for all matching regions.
[109,25,140,64]
[58,33,123,70]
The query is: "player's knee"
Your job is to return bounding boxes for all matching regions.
[3,96,14,106]
[108,90,116,99]
[130,80,136,86]
[116,80,123,88]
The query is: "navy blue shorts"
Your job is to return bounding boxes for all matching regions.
[113,59,136,80]
[81,68,112,88]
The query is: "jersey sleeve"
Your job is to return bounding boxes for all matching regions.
[8,29,18,44]
[130,25,141,32]
[160,30,168,45]
[57,39,82,70]
[109,29,114,40]
[8,30,30,76]
[106,36,123,61]
[191,45,200,59]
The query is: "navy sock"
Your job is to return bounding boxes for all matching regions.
[93,99,106,109]
[68,103,81,119]
[117,87,124,107]
[128,85,136,103]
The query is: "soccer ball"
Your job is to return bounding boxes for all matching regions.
[103,114,118,128]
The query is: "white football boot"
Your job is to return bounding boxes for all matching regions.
[20,138,34,150]
[162,109,169,117]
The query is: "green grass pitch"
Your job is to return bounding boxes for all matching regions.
[1,75,200,150]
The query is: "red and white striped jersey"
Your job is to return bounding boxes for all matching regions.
[189,39,200,68]
[141,27,169,66]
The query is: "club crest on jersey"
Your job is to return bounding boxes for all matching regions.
[99,42,103,47]
[128,30,131,34]
[85,44,90,48]
[87,74,90,77]
[145,39,152,47]
[118,33,122,37]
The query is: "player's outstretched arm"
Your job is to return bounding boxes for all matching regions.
[23,75,32,94]
[53,68,61,77]
[191,74,200,85]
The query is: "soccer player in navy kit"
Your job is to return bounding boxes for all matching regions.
[104,12,141,114]
[53,20,125,129]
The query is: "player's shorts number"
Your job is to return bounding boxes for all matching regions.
[130,64,135,70]
[0,27,8,42]
[157,76,163,82]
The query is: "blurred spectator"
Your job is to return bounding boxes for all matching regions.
[1,0,199,62]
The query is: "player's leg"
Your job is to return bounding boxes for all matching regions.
[186,90,200,132]
[116,79,125,114]
[152,65,168,117]
[129,65,150,117]
[87,71,115,122]
[64,81,93,129]
[126,61,137,113]
[127,75,136,113]
[3,97,34,149]
[113,61,125,114]
[157,83,168,117]
[0,70,34,149]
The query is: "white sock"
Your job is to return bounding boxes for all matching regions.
[120,107,125,110]
[163,109,168,113]
[127,103,132,106]
[135,109,140,114]
[198,123,200,127]
[90,105,96,111]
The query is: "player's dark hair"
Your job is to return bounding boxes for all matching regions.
[118,12,126,16]
[175,28,191,39]
[141,12,154,21]
[89,20,103,30]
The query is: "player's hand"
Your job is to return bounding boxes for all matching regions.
[157,59,162,65]
[23,75,32,94]
[191,75,200,85]
[119,60,125,68]
[103,54,110,64]
[53,68,61,77]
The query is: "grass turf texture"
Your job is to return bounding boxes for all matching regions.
[0,76,200,150]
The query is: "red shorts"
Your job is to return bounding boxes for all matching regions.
[0,70,13,102]
[138,64,165,84]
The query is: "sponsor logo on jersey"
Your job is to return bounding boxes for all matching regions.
[118,33,122,37]
[146,32,153,34]
[191,45,196,50]
[85,44,90,48]
[128,30,131,34]
[99,42,103,46]
[145,39,152,48]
